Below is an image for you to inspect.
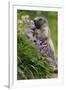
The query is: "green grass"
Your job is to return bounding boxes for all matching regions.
[17,10,58,80]
[44,12,58,57]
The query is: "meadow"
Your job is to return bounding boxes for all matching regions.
[17,10,58,80]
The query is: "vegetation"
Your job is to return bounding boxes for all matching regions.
[17,10,58,80]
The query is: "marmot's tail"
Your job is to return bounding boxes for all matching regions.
[53,59,58,67]
[53,59,58,73]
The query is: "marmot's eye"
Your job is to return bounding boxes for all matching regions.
[39,18,42,21]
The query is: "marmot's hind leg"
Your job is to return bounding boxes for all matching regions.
[47,46,58,73]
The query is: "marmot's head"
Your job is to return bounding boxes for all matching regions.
[34,17,48,29]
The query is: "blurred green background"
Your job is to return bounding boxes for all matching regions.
[17,10,58,80]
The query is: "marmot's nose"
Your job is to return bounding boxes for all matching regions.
[34,20,36,23]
